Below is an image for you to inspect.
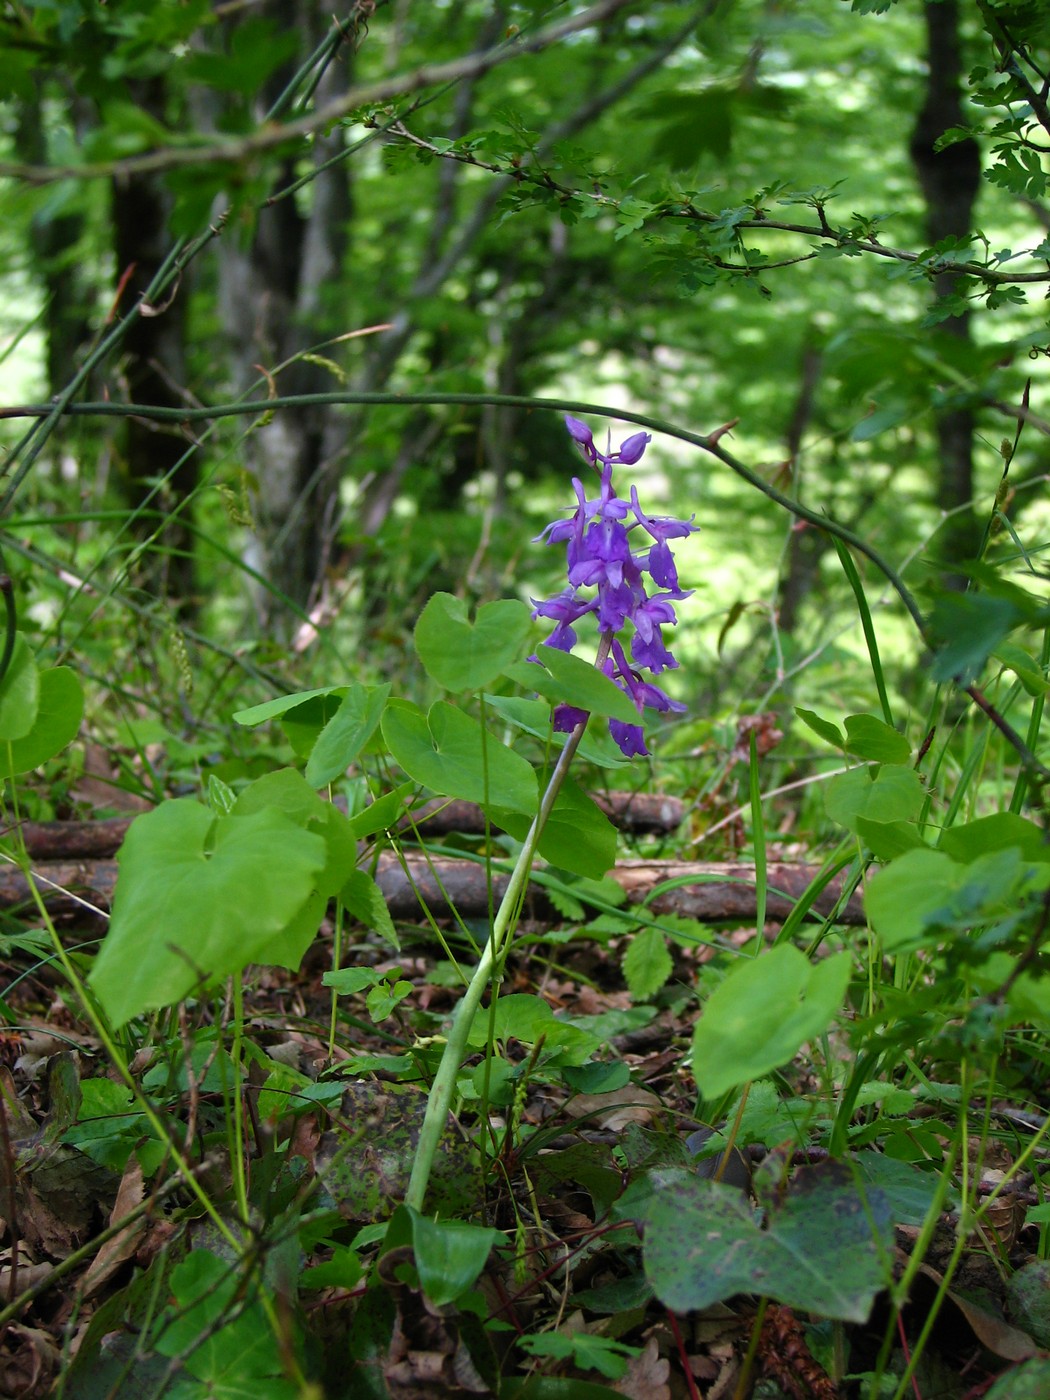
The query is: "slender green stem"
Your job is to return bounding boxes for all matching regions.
[404,715,590,1213]
[230,977,249,1226]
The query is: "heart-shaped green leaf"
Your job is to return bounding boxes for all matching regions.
[382,699,537,814]
[414,593,531,691]
[0,666,83,776]
[691,945,851,1099]
[90,800,328,1025]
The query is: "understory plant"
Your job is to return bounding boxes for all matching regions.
[3,403,1050,1399]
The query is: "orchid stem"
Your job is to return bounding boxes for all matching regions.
[404,647,608,1213]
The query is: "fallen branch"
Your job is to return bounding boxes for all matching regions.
[0,853,864,925]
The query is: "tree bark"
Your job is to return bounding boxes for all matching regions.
[110,78,195,609]
[910,0,982,571]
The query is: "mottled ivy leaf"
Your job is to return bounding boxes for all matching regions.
[414,592,531,691]
[382,698,537,815]
[691,945,851,1099]
[504,646,639,723]
[825,765,924,833]
[316,1081,480,1223]
[0,634,39,743]
[795,707,844,749]
[843,714,911,764]
[0,665,82,776]
[90,801,328,1026]
[305,682,390,788]
[643,1161,892,1321]
[622,925,673,1000]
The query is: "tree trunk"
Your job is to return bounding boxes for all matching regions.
[110,78,195,610]
[909,0,982,571]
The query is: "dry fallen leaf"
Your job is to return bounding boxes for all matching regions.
[613,1334,670,1400]
[81,1156,145,1297]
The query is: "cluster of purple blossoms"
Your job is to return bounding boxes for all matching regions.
[532,415,697,758]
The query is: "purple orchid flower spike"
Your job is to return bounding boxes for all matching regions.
[531,415,696,757]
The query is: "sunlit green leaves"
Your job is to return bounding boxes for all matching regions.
[691,946,851,1099]
[0,664,83,776]
[90,800,328,1025]
[382,698,537,814]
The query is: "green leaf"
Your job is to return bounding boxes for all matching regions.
[504,646,639,723]
[90,801,328,1026]
[414,593,531,691]
[493,775,618,879]
[643,1162,892,1321]
[304,682,390,787]
[864,846,1046,952]
[854,817,927,862]
[939,813,1050,864]
[0,666,83,776]
[622,926,673,1000]
[340,869,398,947]
[825,765,925,833]
[995,643,1050,697]
[232,767,358,898]
[484,694,630,769]
[691,946,851,1099]
[382,699,537,815]
[0,635,39,743]
[156,1250,298,1394]
[301,1245,363,1291]
[843,714,911,764]
[232,686,348,725]
[323,967,380,995]
[402,1204,502,1306]
[795,707,844,749]
[345,781,415,838]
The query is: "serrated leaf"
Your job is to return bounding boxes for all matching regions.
[623,926,673,1000]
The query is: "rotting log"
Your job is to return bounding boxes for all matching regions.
[4,791,686,863]
[0,853,864,926]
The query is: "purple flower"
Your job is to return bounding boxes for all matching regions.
[530,416,695,758]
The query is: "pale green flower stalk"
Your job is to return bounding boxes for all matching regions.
[403,689,594,1212]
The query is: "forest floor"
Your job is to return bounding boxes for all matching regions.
[0,813,1047,1400]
